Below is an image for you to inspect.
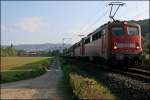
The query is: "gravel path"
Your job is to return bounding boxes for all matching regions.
[1,57,72,99]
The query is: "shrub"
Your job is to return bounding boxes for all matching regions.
[69,73,115,100]
[61,58,115,100]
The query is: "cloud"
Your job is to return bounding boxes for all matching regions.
[1,25,15,33]
[16,17,49,33]
[1,17,49,33]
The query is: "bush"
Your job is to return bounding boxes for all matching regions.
[61,58,115,100]
[142,54,150,65]
[69,73,115,100]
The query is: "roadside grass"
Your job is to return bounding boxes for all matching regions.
[60,58,116,100]
[60,58,77,100]
[0,57,53,83]
[1,57,51,70]
[69,73,115,99]
[70,61,122,100]
[143,54,150,65]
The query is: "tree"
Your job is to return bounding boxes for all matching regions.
[0,47,17,57]
[17,50,26,56]
[142,34,150,54]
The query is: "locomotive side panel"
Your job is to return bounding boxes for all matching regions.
[84,36,92,57]
[91,26,110,59]
[84,42,93,56]
[102,27,110,59]
[70,48,74,57]
[74,47,80,57]
[92,39,102,56]
[84,26,110,59]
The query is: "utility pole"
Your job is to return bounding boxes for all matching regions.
[78,34,85,38]
[10,43,13,48]
[62,37,72,50]
[108,2,125,21]
[62,38,65,50]
[78,34,85,42]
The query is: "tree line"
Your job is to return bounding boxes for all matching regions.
[1,47,17,56]
[142,35,150,54]
[1,47,23,57]
[0,47,60,57]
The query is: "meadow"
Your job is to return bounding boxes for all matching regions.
[1,57,53,83]
[1,57,51,70]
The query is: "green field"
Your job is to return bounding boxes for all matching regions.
[1,57,51,70]
[0,57,53,83]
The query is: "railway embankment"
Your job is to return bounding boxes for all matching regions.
[60,58,116,100]
[61,57,150,100]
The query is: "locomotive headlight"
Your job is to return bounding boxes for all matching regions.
[114,45,117,49]
[114,42,117,49]
[136,43,140,49]
[124,22,127,24]
[136,45,140,49]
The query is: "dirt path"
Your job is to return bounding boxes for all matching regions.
[1,57,72,99]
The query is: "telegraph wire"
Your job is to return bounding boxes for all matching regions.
[72,5,109,43]
[76,3,104,33]
[76,6,109,36]
[81,8,109,35]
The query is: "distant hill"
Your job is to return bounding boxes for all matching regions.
[2,43,71,52]
[128,19,149,36]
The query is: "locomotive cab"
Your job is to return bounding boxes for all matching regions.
[109,21,143,65]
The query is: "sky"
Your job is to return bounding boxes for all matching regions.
[1,1,149,45]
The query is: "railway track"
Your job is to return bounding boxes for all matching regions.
[64,58,150,100]
[81,61,150,84]
[65,58,150,83]
[131,65,150,71]
[129,67,150,76]
[109,67,150,83]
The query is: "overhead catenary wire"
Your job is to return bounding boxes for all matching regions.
[71,5,109,44]
[79,2,125,36]
[108,2,125,21]
[76,5,109,36]
[76,4,102,31]
[110,3,127,20]
[80,8,109,35]
[117,2,149,21]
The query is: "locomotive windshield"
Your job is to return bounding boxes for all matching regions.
[112,27,124,36]
[127,26,138,35]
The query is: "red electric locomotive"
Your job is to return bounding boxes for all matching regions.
[109,21,143,66]
[64,2,143,68]
[65,20,143,67]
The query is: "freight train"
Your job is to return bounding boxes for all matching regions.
[63,20,143,68]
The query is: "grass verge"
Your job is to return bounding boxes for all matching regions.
[143,54,150,65]
[0,57,53,83]
[60,58,77,100]
[60,58,116,100]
